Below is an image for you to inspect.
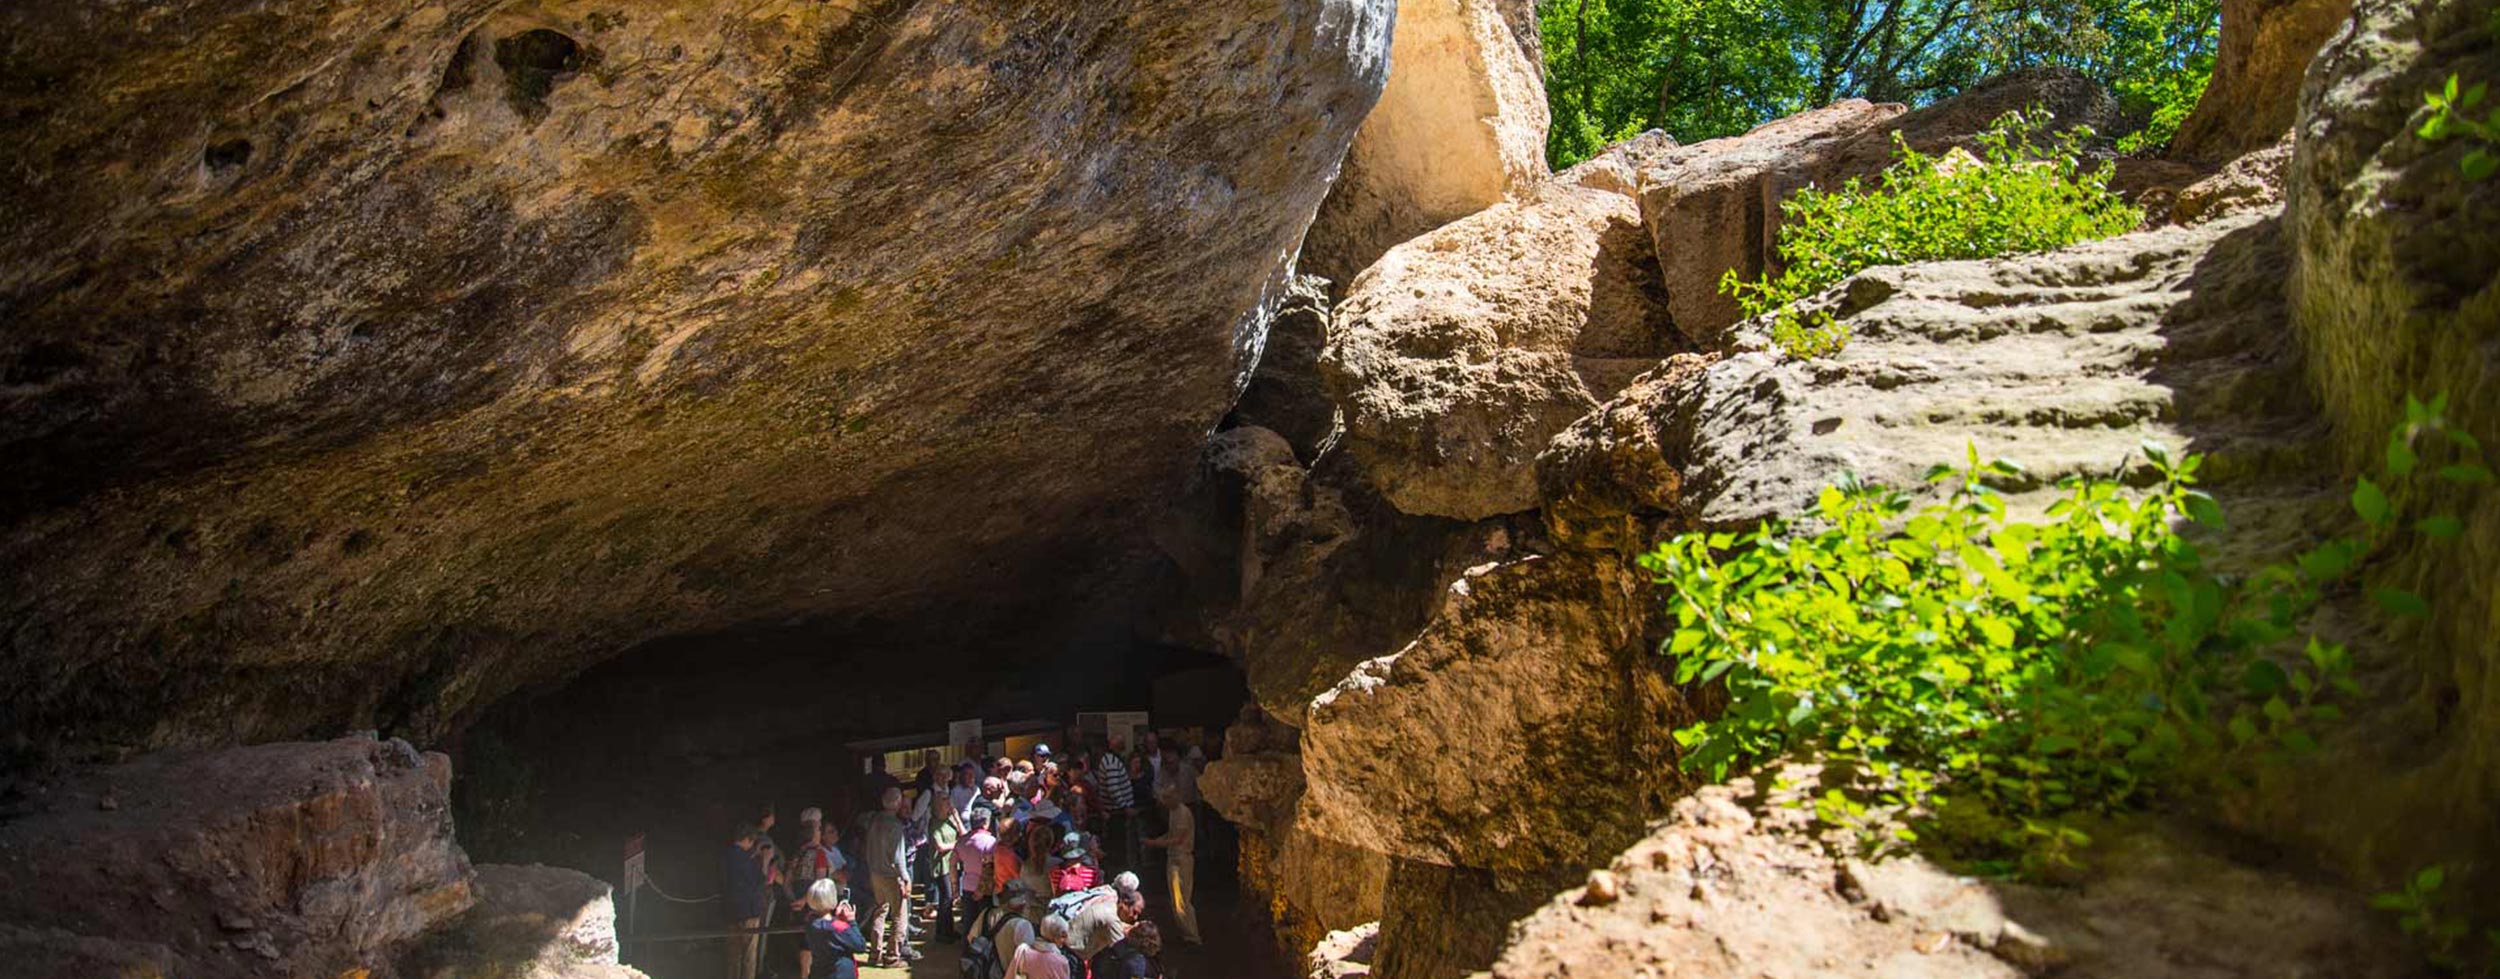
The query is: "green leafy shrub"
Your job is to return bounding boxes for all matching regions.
[1642,395,2489,871]
[1719,108,2142,358]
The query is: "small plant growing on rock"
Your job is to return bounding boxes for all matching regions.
[2422,73,2500,181]
[1643,395,2488,874]
[2374,865,2500,976]
[1720,108,2142,358]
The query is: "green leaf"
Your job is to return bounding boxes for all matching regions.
[2228,712,2259,744]
[2415,514,2464,539]
[2182,490,2224,528]
[2438,463,2495,485]
[2372,587,2431,619]
[1977,617,2016,648]
[2352,477,2391,526]
[2386,436,2418,477]
[2414,865,2446,892]
[2241,659,2289,696]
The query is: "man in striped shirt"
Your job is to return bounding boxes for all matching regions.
[1094,735,1140,871]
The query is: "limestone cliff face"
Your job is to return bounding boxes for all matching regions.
[0,0,1394,750]
[1192,39,2496,971]
[1299,0,1551,286]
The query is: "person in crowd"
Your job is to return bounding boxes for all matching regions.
[1159,745,1198,807]
[1141,785,1199,946]
[956,810,998,922]
[797,878,867,979]
[928,771,962,944]
[788,809,847,910]
[821,820,855,893]
[991,819,1026,898]
[904,760,957,944]
[1049,831,1099,896]
[1059,757,1093,832]
[1033,743,1054,767]
[1065,873,1141,958]
[1006,914,1080,979]
[1008,758,1036,797]
[1095,735,1138,869]
[975,776,1012,826]
[952,762,983,824]
[864,786,918,966]
[1019,814,1054,897]
[861,755,902,810]
[966,881,1039,979]
[1136,732,1163,800]
[722,823,770,979]
[1089,920,1162,979]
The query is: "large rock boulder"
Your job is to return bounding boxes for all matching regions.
[1296,553,1682,878]
[1484,772,2422,979]
[2171,0,2358,162]
[1323,182,1678,520]
[0,0,1395,751]
[0,738,472,979]
[1300,0,1550,284]
[405,863,646,979]
[2278,0,2500,910]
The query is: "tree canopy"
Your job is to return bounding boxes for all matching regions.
[1536,0,2220,166]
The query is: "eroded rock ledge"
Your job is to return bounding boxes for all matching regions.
[0,0,1395,752]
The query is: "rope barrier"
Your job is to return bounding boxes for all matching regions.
[640,871,721,904]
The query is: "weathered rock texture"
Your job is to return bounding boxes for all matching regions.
[1202,710,1392,964]
[2171,0,2358,163]
[1482,773,2425,979]
[407,863,646,979]
[1559,214,2319,531]
[1301,0,1550,285]
[0,0,1395,751]
[1232,276,1345,461]
[1637,69,2119,346]
[0,737,472,979]
[1298,553,1681,877]
[2278,0,2500,910]
[1323,182,1679,520]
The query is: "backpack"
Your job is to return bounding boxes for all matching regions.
[1047,884,1113,922]
[961,909,1018,979]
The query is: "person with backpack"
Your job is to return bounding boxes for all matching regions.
[1005,914,1082,979]
[797,879,867,979]
[962,881,1037,979]
[1062,874,1140,958]
[1088,920,1161,979]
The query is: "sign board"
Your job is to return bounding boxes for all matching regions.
[1104,710,1150,749]
[622,833,648,893]
[948,718,983,754]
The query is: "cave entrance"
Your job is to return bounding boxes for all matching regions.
[451,617,1285,978]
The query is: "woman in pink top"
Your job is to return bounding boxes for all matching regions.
[1005,914,1076,979]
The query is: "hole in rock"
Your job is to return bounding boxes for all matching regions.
[494,28,585,119]
[449,613,1286,977]
[203,137,252,174]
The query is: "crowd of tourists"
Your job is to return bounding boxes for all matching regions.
[719,731,1207,979]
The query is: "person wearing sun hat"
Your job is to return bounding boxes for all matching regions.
[1048,831,1099,895]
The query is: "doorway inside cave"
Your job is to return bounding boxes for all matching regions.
[449,617,1285,979]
